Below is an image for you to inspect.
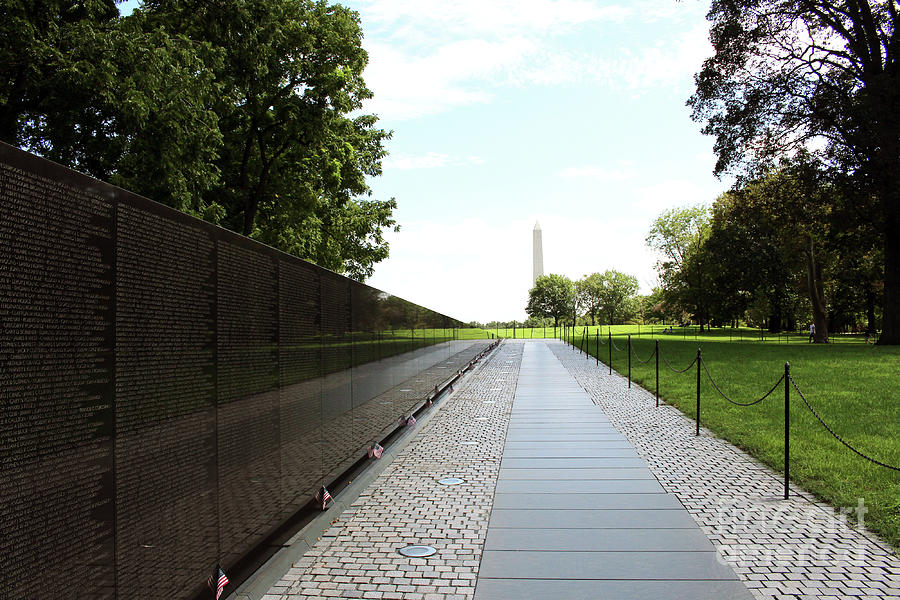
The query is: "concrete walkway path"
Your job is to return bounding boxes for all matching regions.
[474,342,753,599]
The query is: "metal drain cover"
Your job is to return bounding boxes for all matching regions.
[398,545,437,557]
[474,417,489,421]
[460,441,479,445]
[483,400,496,404]
[438,477,464,485]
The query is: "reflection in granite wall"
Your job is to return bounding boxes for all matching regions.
[0,144,490,600]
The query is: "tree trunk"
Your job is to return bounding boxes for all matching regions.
[878,186,900,344]
[805,237,829,343]
[866,287,877,335]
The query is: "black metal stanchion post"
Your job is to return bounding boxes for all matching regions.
[627,334,632,388]
[784,362,790,500]
[608,331,612,375]
[596,329,599,366]
[655,340,659,407]
[695,348,702,436]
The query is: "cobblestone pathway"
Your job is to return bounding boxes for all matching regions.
[262,342,522,600]
[551,340,900,600]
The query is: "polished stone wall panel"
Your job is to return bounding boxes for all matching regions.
[114,203,217,599]
[0,162,116,599]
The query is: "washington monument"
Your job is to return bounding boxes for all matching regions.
[533,221,544,285]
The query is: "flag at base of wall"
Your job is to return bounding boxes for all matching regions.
[368,442,384,459]
[406,415,416,427]
[207,565,228,600]
[315,486,333,510]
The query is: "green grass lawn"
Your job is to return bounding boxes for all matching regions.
[563,331,900,551]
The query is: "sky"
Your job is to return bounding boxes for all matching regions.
[120,0,731,323]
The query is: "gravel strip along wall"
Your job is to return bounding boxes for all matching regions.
[262,341,523,600]
[550,340,899,600]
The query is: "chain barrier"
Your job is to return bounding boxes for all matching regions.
[630,343,656,365]
[790,374,900,472]
[660,351,697,373]
[610,337,625,352]
[700,357,783,406]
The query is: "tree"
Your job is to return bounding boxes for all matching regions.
[2,2,223,214]
[704,190,799,331]
[646,206,712,330]
[595,270,640,325]
[575,273,604,325]
[688,0,899,343]
[138,0,393,278]
[1,0,395,280]
[526,274,575,327]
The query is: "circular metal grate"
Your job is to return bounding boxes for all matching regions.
[398,545,437,558]
[438,477,464,485]
[459,441,479,445]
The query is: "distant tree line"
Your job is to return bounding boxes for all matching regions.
[646,156,882,343]
[524,271,647,327]
[1,0,393,280]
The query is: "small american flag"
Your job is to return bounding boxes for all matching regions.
[207,565,228,600]
[368,442,383,459]
[406,415,416,427]
[316,486,332,510]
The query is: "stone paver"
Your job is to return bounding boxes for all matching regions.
[264,342,522,599]
[550,340,900,600]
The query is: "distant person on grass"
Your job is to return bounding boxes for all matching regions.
[809,323,816,343]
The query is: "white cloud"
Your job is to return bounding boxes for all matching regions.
[354,1,713,120]
[357,0,632,41]
[383,152,486,170]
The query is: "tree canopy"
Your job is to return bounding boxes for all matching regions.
[526,274,575,327]
[575,273,604,325]
[688,0,899,343]
[646,205,712,330]
[1,0,394,280]
[595,270,639,326]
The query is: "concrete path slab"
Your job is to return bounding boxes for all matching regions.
[501,447,640,458]
[483,527,715,551]
[478,550,741,580]
[496,467,655,479]
[487,508,699,529]
[499,457,647,468]
[474,579,756,600]
[495,479,666,494]
[474,341,753,600]
[490,492,682,510]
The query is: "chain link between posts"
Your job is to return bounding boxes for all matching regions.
[790,374,900,472]
[661,352,697,373]
[630,343,656,365]
[701,358,784,406]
